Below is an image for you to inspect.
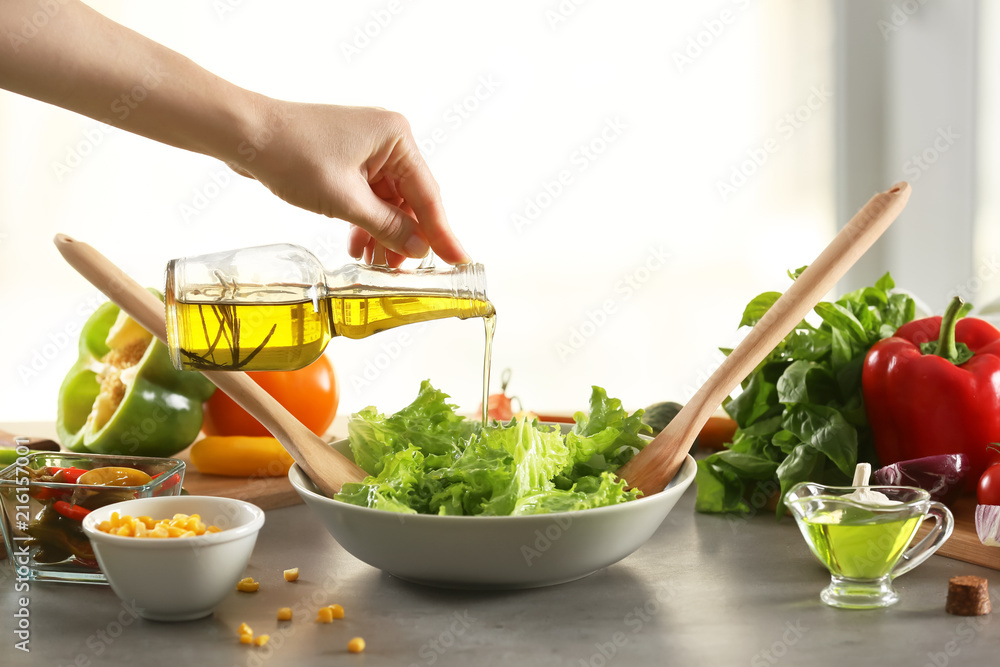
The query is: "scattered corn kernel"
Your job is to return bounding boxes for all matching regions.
[277,607,293,621]
[329,604,345,619]
[316,607,333,623]
[238,622,253,636]
[239,633,253,645]
[283,567,299,582]
[347,637,366,654]
[236,577,260,593]
[253,634,270,647]
[95,512,222,538]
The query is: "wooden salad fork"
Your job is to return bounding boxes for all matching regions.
[616,183,912,496]
[54,234,366,498]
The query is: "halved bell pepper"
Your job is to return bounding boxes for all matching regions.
[57,291,215,457]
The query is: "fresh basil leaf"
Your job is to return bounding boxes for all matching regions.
[781,403,858,477]
[841,285,888,309]
[788,266,808,281]
[786,329,831,361]
[771,429,801,454]
[775,445,824,517]
[715,450,779,479]
[874,272,895,292]
[830,327,855,370]
[728,416,783,456]
[884,292,916,331]
[740,292,782,328]
[833,356,864,403]
[725,372,781,427]
[695,458,749,514]
[814,302,868,345]
[776,360,837,405]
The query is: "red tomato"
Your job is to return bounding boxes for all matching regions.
[202,356,339,437]
[979,464,1000,506]
[480,393,513,422]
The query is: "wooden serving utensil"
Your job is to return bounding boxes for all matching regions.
[616,182,912,496]
[0,429,60,452]
[53,235,366,497]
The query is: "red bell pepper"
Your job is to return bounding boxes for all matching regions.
[863,296,1000,491]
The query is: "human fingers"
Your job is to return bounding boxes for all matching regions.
[348,226,371,259]
[388,138,470,265]
[343,178,430,259]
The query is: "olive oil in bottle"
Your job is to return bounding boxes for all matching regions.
[165,243,496,422]
[167,291,494,372]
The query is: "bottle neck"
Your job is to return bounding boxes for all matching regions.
[325,262,490,305]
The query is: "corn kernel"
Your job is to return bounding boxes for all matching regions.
[238,622,253,635]
[253,634,270,647]
[348,637,366,654]
[96,513,222,538]
[277,607,293,621]
[329,604,344,619]
[239,633,253,645]
[283,567,299,582]
[316,607,333,623]
[236,577,260,593]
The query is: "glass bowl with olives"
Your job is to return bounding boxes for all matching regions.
[0,452,184,584]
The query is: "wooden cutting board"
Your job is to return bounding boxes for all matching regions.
[161,417,349,509]
[172,445,303,510]
[918,496,1000,570]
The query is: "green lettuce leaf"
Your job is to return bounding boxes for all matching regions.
[335,383,646,516]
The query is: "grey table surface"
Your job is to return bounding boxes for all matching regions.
[3,487,998,667]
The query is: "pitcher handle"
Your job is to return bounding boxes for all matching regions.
[892,502,954,579]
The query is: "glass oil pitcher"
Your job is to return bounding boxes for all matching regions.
[164,244,492,371]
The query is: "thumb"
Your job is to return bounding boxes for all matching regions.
[343,186,430,259]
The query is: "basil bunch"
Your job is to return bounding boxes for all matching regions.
[695,271,916,517]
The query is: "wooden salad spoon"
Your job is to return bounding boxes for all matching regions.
[53,234,366,497]
[616,182,912,496]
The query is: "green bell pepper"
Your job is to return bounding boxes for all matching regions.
[57,292,215,457]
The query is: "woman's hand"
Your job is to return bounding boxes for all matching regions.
[231,100,470,265]
[0,1,467,263]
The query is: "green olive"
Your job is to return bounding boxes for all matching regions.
[77,467,152,487]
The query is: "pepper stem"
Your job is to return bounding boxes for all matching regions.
[934,296,965,361]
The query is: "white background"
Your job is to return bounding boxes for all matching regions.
[0,0,913,423]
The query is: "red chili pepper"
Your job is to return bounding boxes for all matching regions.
[53,500,92,521]
[151,472,181,495]
[32,487,63,501]
[50,466,88,484]
[863,296,1000,491]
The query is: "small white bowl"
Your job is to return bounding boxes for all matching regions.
[290,438,696,589]
[82,496,265,621]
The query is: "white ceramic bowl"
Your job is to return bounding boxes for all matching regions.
[289,439,696,590]
[82,495,265,621]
